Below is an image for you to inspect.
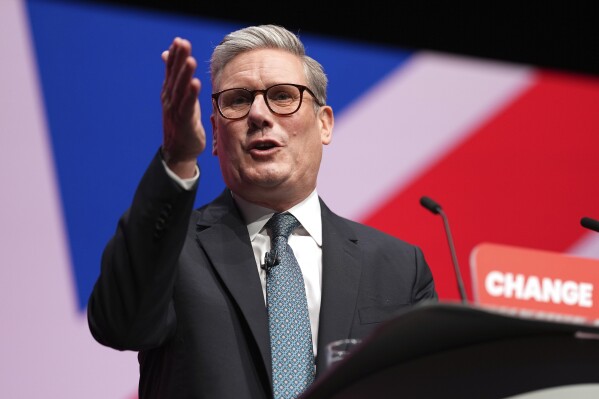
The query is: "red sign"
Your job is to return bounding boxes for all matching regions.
[470,243,599,325]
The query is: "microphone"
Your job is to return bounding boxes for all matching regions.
[420,196,442,214]
[581,217,599,233]
[261,250,280,271]
[420,196,468,303]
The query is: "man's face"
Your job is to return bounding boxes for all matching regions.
[210,48,333,210]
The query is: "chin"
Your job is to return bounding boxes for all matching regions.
[245,165,290,186]
[253,176,288,189]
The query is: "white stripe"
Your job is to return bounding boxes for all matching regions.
[0,1,137,397]
[318,51,535,221]
[567,232,599,260]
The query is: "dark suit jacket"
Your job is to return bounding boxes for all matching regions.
[88,151,437,399]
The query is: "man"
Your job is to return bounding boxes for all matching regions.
[88,24,437,399]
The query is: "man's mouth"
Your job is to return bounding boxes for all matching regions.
[254,142,276,150]
[249,139,280,154]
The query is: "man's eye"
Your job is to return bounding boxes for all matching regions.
[269,91,294,103]
[230,95,251,106]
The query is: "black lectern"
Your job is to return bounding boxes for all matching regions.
[302,302,599,399]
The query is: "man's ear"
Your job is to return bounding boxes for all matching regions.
[319,106,334,145]
[210,114,218,155]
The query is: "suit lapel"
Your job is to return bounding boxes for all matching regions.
[316,200,362,375]
[194,190,272,379]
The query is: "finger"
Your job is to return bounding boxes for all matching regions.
[179,77,201,119]
[167,38,179,69]
[163,38,189,106]
[161,41,177,106]
[172,56,197,111]
[163,38,185,97]
[168,38,191,92]
[161,50,170,98]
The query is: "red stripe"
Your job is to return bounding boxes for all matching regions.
[362,71,599,300]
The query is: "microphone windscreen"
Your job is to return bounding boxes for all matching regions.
[420,196,442,214]
[581,217,599,233]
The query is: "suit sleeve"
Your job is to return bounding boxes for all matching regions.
[87,150,198,351]
[411,245,438,303]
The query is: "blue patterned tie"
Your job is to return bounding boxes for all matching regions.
[265,212,316,399]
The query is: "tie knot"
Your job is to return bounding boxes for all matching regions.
[266,212,300,239]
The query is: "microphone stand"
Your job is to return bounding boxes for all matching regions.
[420,196,468,304]
[437,207,468,304]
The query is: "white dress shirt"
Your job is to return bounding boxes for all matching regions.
[164,161,323,354]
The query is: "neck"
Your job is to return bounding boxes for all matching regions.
[231,188,316,213]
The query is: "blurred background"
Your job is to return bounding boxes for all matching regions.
[2,0,598,397]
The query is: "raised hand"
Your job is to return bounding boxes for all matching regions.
[161,37,206,178]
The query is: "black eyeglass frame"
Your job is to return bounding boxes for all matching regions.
[211,83,323,121]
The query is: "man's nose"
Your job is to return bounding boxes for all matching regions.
[247,92,271,117]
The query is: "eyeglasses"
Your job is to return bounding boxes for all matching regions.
[211,83,323,120]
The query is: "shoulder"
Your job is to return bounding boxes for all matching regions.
[320,199,420,254]
[341,215,418,250]
[321,200,438,302]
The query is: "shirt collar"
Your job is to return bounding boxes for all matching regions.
[232,189,322,246]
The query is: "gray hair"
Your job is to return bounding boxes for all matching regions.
[210,24,328,107]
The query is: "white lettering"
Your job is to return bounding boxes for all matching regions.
[503,273,525,298]
[541,278,562,303]
[484,271,594,308]
[485,271,504,297]
[579,283,593,308]
[562,281,579,306]
[522,276,541,301]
